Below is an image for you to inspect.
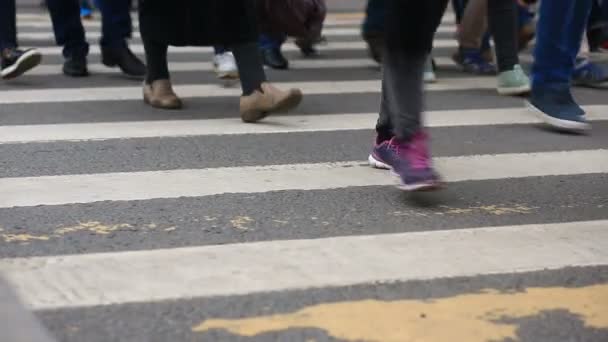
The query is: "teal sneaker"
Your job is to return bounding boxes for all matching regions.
[497,64,531,96]
[423,57,437,83]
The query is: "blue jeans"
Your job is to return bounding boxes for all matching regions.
[532,0,593,88]
[259,34,286,50]
[0,0,17,51]
[47,0,132,58]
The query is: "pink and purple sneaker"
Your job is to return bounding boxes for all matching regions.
[368,132,442,191]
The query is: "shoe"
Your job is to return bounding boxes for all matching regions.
[527,83,589,132]
[63,55,89,77]
[102,45,147,78]
[213,52,239,80]
[362,31,384,64]
[572,58,608,89]
[496,64,531,95]
[423,57,437,83]
[295,37,323,57]
[1,48,42,80]
[143,79,182,109]
[452,48,497,75]
[261,48,288,70]
[368,135,393,170]
[371,133,442,191]
[240,82,302,123]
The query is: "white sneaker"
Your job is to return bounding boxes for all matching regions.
[213,52,239,80]
[423,57,437,83]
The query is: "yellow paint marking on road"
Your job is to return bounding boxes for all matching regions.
[193,284,608,342]
[0,221,174,243]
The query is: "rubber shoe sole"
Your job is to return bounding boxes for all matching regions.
[368,154,391,170]
[497,83,531,96]
[526,101,591,132]
[241,90,303,123]
[1,50,42,80]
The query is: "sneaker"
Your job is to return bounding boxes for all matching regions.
[496,64,531,95]
[143,79,182,110]
[240,82,302,123]
[368,135,392,170]
[453,48,497,75]
[371,132,442,191]
[212,52,239,80]
[101,45,147,78]
[423,57,437,83]
[261,48,289,70]
[526,83,590,132]
[1,48,42,80]
[572,58,608,89]
[62,55,89,77]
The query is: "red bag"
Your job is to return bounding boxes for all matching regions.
[257,0,327,40]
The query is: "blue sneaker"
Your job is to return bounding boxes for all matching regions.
[527,83,590,132]
[370,132,442,191]
[572,58,608,89]
[453,48,497,75]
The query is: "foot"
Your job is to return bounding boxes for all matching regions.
[362,31,384,64]
[295,36,325,57]
[372,132,442,191]
[368,135,393,170]
[527,83,589,132]
[1,48,42,80]
[452,48,497,75]
[102,45,147,78]
[213,52,239,80]
[572,58,608,89]
[240,82,302,123]
[261,48,289,70]
[63,55,89,77]
[143,79,182,109]
[423,57,437,83]
[496,64,531,96]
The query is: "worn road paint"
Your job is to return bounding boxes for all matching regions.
[194,284,608,342]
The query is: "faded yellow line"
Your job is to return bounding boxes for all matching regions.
[193,284,608,342]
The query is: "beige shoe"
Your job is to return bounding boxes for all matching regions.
[240,82,303,123]
[143,79,182,109]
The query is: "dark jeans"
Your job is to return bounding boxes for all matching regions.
[0,0,17,51]
[376,0,449,141]
[46,0,132,58]
[363,0,385,34]
[532,0,593,88]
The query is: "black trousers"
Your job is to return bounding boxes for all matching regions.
[46,0,132,58]
[0,0,17,51]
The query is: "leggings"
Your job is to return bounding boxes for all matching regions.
[459,0,520,72]
[143,40,267,96]
[376,0,449,142]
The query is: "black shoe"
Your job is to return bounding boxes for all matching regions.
[1,48,42,80]
[102,45,147,78]
[261,48,289,70]
[63,55,89,77]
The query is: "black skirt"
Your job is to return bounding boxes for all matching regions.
[138,0,259,46]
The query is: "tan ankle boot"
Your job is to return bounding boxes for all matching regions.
[240,82,303,123]
[143,79,182,109]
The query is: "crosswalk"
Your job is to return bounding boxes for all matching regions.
[1,8,608,342]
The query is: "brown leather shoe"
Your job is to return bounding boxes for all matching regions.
[240,82,303,123]
[143,79,182,109]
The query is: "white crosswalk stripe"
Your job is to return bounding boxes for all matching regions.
[1,9,607,339]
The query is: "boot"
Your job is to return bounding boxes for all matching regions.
[143,79,182,109]
[240,82,303,123]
